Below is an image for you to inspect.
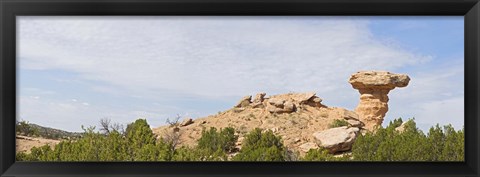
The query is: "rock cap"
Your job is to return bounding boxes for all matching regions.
[349,71,410,90]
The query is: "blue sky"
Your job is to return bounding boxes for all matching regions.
[17,16,464,132]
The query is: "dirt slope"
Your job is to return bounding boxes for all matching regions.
[16,135,60,153]
[153,92,360,155]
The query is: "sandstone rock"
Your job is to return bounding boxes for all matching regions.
[349,71,410,90]
[300,92,317,103]
[395,121,408,133]
[327,107,359,122]
[312,97,322,103]
[268,98,285,107]
[313,126,359,153]
[266,98,296,113]
[233,107,246,113]
[347,119,364,127]
[252,92,266,103]
[180,118,194,127]
[283,101,296,112]
[236,137,245,146]
[299,142,319,152]
[251,102,264,109]
[235,95,252,108]
[349,71,410,131]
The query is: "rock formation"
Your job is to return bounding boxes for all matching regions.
[180,118,194,127]
[312,126,360,153]
[349,71,410,131]
[153,70,410,157]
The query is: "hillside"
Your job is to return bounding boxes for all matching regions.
[16,122,83,153]
[153,92,364,155]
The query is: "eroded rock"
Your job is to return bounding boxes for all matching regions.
[299,142,319,153]
[349,71,410,131]
[313,126,360,153]
[235,95,252,108]
[180,118,194,127]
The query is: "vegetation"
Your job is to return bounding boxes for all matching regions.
[233,128,286,161]
[16,120,40,137]
[16,118,464,162]
[16,120,83,140]
[351,118,464,161]
[329,119,349,128]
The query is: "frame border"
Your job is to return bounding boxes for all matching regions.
[1,0,479,176]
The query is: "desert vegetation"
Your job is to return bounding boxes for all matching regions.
[16,118,464,161]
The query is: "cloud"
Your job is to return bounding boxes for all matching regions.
[385,59,464,130]
[18,17,430,99]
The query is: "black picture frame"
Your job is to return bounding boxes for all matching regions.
[1,0,479,176]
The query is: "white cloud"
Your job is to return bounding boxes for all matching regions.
[385,60,464,130]
[18,17,431,100]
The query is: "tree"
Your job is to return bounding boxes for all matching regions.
[125,119,157,161]
[16,120,39,137]
[233,128,286,161]
[352,118,463,161]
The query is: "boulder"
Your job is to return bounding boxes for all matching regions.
[313,126,359,153]
[311,97,322,103]
[347,119,364,127]
[180,118,194,127]
[299,92,317,103]
[395,121,409,133]
[299,142,319,153]
[234,95,252,108]
[268,98,285,107]
[251,102,264,108]
[283,101,296,112]
[252,92,266,103]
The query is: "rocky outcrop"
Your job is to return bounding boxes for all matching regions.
[312,126,360,153]
[349,71,410,131]
[299,142,319,153]
[395,121,410,133]
[180,118,194,127]
[235,95,252,108]
[233,92,325,114]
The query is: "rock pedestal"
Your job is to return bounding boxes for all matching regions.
[349,71,410,131]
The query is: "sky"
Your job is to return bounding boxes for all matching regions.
[17,16,464,132]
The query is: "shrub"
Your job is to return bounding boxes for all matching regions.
[16,120,40,137]
[352,118,463,161]
[329,119,349,128]
[302,148,349,161]
[233,128,286,161]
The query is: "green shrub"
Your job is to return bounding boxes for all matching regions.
[303,148,349,161]
[16,117,464,162]
[352,118,464,161]
[329,119,349,128]
[16,120,40,137]
[233,128,286,161]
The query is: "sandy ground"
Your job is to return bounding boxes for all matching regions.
[16,135,61,153]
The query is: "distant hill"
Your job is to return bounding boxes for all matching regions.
[16,121,84,140]
[16,122,83,153]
